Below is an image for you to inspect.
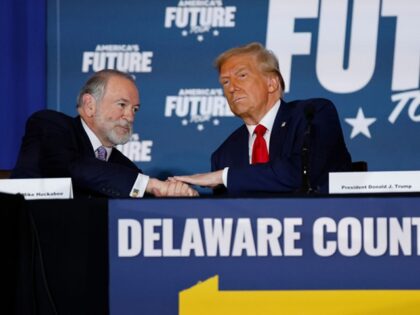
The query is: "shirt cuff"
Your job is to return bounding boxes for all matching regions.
[222,167,229,187]
[130,173,150,198]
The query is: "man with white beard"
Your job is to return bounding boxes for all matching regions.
[12,69,198,198]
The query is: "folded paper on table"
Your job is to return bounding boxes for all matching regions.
[0,177,73,199]
[329,171,420,194]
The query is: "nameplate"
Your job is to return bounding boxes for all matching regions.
[0,178,73,199]
[329,171,420,194]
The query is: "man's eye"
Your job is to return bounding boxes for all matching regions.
[118,102,127,108]
[239,73,247,78]
[133,107,139,113]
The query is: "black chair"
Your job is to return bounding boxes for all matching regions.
[351,161,368,172]
[0,169,12,179]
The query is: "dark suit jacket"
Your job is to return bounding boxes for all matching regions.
[11,110,141,198]
[211,98,352,195]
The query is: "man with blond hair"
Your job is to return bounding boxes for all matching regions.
[175,42,351,194]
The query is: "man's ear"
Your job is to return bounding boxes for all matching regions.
[81,93,96,118]
[267,75,280,93]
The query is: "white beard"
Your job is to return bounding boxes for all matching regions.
[94,113,133,145]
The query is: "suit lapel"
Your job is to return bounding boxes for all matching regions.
[269,100,294,159]
[109,149,124,164]
[236,126,250,165]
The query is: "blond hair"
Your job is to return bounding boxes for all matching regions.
[214,42,285,93]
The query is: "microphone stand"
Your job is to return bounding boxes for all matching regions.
[300,106,314,194]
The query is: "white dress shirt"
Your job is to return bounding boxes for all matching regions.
[222,100,281,187]
[81,118,149,197]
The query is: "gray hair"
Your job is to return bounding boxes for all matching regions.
[76,69,135,107]
[214,42,285,93]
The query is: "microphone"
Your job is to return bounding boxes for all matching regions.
[300,105,315,193]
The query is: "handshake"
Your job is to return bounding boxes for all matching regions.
[145,170,224,198]
[145,177,198,197]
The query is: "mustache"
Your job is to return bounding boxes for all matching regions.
[113,119,132,130]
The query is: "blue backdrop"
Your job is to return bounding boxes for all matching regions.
[2,0,420,183]
[0,0,46,170]
[46,0,420,183]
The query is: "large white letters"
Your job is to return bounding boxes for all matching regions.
[317,0,380,93]
[382,0,420,91]
[266,0,318,93]
[118,219,141,257]
[266,0,419,93]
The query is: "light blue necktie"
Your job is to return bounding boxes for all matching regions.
[96,146,107,161]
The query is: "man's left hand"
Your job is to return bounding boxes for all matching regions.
[172,170,223,188]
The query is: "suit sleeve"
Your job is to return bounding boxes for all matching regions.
[68,156,140,198]
[13,110,141,198]
[226,100,351,194]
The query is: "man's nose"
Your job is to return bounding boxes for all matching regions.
[228,79,239,93]
[123,106,135,122]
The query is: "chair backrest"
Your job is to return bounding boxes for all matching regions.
[0,170,12,179]
[351,161,368,172]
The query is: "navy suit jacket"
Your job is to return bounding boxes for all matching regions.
[211,98,352,195]
[11,110,141,198]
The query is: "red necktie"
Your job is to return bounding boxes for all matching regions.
[252,124,269,164]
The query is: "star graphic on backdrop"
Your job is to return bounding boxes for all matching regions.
[345,107,377,139]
